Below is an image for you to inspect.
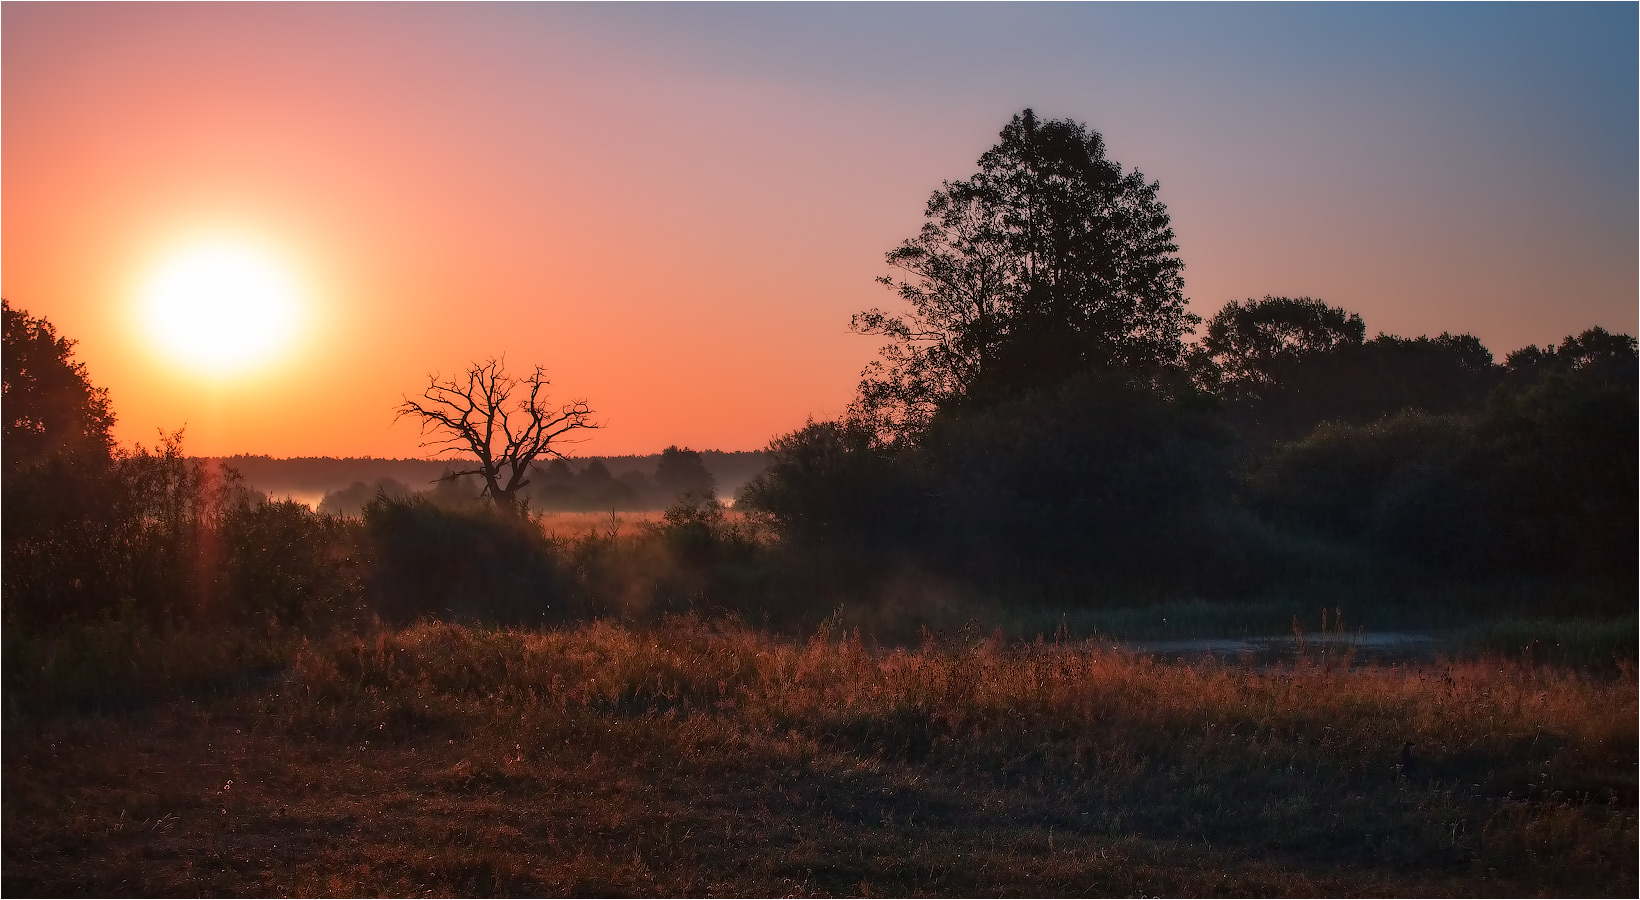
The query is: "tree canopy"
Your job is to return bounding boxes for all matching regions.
[853,109,1194,437]
[1201,296,1366,398]
[2,300,116,474]
[654,446,716,500]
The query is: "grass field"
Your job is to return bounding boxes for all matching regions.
[4,615,1634,896]
[535,509,752,539]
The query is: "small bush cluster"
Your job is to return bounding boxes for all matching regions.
[3,433,361,633]
[361,494,570,624]
[740,325,1638,617]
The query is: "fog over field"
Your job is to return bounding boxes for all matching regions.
[216,450,768,511]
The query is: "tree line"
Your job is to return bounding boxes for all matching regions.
[3,109,1633,634]
[740,110,1637,613]
[315,447,721,517]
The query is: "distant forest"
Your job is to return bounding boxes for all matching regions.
[213,450,768,514]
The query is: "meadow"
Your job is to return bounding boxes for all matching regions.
[5,130,1636,894]
[536,509,747,540]
[5,613,1634,896]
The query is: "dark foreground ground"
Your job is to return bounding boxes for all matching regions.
[5,618,1635,896]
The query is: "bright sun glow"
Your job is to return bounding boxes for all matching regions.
[141,242,303,376]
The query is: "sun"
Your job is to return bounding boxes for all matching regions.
[140,241,304,376]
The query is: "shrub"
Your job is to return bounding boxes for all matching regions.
[918,372,1235,592]
[361,494,570,624]
[739,418,930,562]
[222,499,362,628]
[743,376,1249,603]
[3,433,238,628]
[3,431,361,632]
[1249,343,1637,605]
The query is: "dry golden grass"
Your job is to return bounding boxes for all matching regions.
[536,510,751,539]
[5,616,1635,896]
[536,510,666,538]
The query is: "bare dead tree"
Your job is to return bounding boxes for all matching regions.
[396,358,598,514]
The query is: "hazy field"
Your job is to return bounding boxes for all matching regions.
[5,617,1633,896]
[536,509,747,539]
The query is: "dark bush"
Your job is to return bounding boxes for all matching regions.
[4,434,229,628]
[1471,358,1637,585]
[742,378,1246,601]
[1230,330,1500,443]
[361,494,570,624]
[739,418,930,561]
[3,432,360,631]
[659,492,729,565]
[1249,411,1472,539]
[222,499,361,628]
[1249,337,1636,606]
[918,372,1237,593]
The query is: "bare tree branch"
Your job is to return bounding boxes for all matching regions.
[395,358,599,515]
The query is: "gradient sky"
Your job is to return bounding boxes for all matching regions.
[5,3,1635,457]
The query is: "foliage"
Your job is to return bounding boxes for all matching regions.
[1250,410,1472,543]
[1250,330,1637,601]
[360,494,570,624]
[1,309,361,632]
[221,499,361,629]
[1502,325,1638,388]
[658,490,730,562]
[4,431,222,627]
[916,372,1234,591]
[1232,330,1498,443]
[854,110,1195,437]
[1472,339,1638,585]
[556,494,781,624]
[3,429,360,631]
[1201,295,1366,398]
[738,418,929,560]
[1,300,116,475]
[653,445,716,500]
[745,376,1257,601]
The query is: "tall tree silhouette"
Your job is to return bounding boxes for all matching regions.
[2,300,116,474]
[397,359,597,515]
[853,109,1194,437]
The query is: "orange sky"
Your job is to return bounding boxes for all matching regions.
[5,5,1635,457]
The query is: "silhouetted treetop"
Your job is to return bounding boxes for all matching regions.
[655,446,716,500]
[2,300,116,474]
[580,460,613,485]
[853,109,1194,437]
[1505,326,1638,387]
[1196,296,1504,440]
[1203,296,1366,398]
